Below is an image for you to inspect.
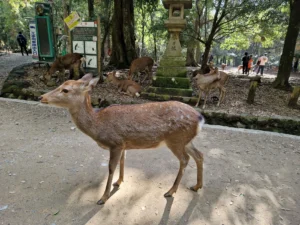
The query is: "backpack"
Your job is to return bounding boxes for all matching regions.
[17,34,26,45]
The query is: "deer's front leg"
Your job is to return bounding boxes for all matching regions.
[113,150,125,187]
[97,148,122,205]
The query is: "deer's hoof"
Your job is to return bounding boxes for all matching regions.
[189,186,201,192]
[97,199,106,205]
[164,191,174,197]
[113,180,122,187]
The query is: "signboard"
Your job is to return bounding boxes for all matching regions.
[64,12,80,31]
[71,21,98,71]
[29,21,39,60]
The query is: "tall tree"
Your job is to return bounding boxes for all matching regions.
[185,0,283,73]
[88,0,94,20]
[273,0,300,90]
[109,0,136,68]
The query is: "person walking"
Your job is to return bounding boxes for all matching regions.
[256,53,268,76]
[242,52,249,74]
[16,31,29,56]
[247,54,253,75]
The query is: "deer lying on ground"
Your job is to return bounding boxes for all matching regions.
[195,67,229,109]
[45,53,85,81]
[107,71,142,97]
[128,56,154,83]
[39,74,205,205]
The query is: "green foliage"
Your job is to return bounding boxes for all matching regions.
[0,0,39,49]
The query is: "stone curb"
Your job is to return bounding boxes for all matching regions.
[196,109,300,136]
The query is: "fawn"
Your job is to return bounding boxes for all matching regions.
[39,73,205,205]
[106,71,142,97]
[195,67,229,109]
[128,56,154,83]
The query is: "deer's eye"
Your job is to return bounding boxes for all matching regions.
[62,89,69,93]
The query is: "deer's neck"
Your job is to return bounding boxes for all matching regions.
[69,94,98,139]
[109,75,120,85]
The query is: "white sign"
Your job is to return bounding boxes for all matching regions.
[85,55,97,68]
[77,22,97,27]
[29,21,39,60]
[72,41,84,53]
[85,41,97,54]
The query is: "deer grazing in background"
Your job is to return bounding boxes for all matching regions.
[39,73,205,205]
[45,53,85,82]
[106,71,142,97]
[195,67,229,109]
[128,56,154,83]
[221,63,227,70]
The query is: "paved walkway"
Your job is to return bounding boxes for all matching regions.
[0,53,33,91]
[0,98,299,225]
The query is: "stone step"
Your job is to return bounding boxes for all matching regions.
[141,92,198,105]
[152,76,191,89]
[146,87,193,97]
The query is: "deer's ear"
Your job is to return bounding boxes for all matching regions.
[84,78,99,92]
[80,73,94,84]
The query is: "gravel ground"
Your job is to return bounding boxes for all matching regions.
[0,98,299,225]
[0,53,33,91]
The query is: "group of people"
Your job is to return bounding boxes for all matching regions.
[242,52,268,76]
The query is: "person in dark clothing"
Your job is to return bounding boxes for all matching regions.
[242,52,249,74]
[16,32,29,56]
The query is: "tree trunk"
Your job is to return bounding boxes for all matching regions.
[110,0,136,68]
[186,44,197,66]
[196,44,201,64]
[141,6,145,57]
[153,32,157,62]
[200,39,212,73]
[88,0,94,20]
[272,0,300,90]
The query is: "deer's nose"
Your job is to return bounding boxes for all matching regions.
[38,96,43,101]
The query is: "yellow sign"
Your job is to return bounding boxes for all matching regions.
[64,12,80,30]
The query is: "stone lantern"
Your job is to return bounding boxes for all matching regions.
[144,0,195,103]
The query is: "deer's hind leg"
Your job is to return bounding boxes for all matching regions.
[185,141,203,191]
[164,142,190,197]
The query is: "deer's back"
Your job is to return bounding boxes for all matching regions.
[95,101,200,149]
[130,57,154,73]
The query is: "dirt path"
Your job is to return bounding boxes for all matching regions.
[0,53,33,91]
[0,98,299,225]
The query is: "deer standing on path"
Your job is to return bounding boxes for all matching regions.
[39,74,205,205]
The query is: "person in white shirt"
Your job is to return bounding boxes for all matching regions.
[256,53,268,75]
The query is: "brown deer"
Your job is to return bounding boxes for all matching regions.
[45,53,85,81]
[128,56,154,83]
[39,73,205,205]
[221,63,227,70]
[106,71,142,97]
[195,67,229,109]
